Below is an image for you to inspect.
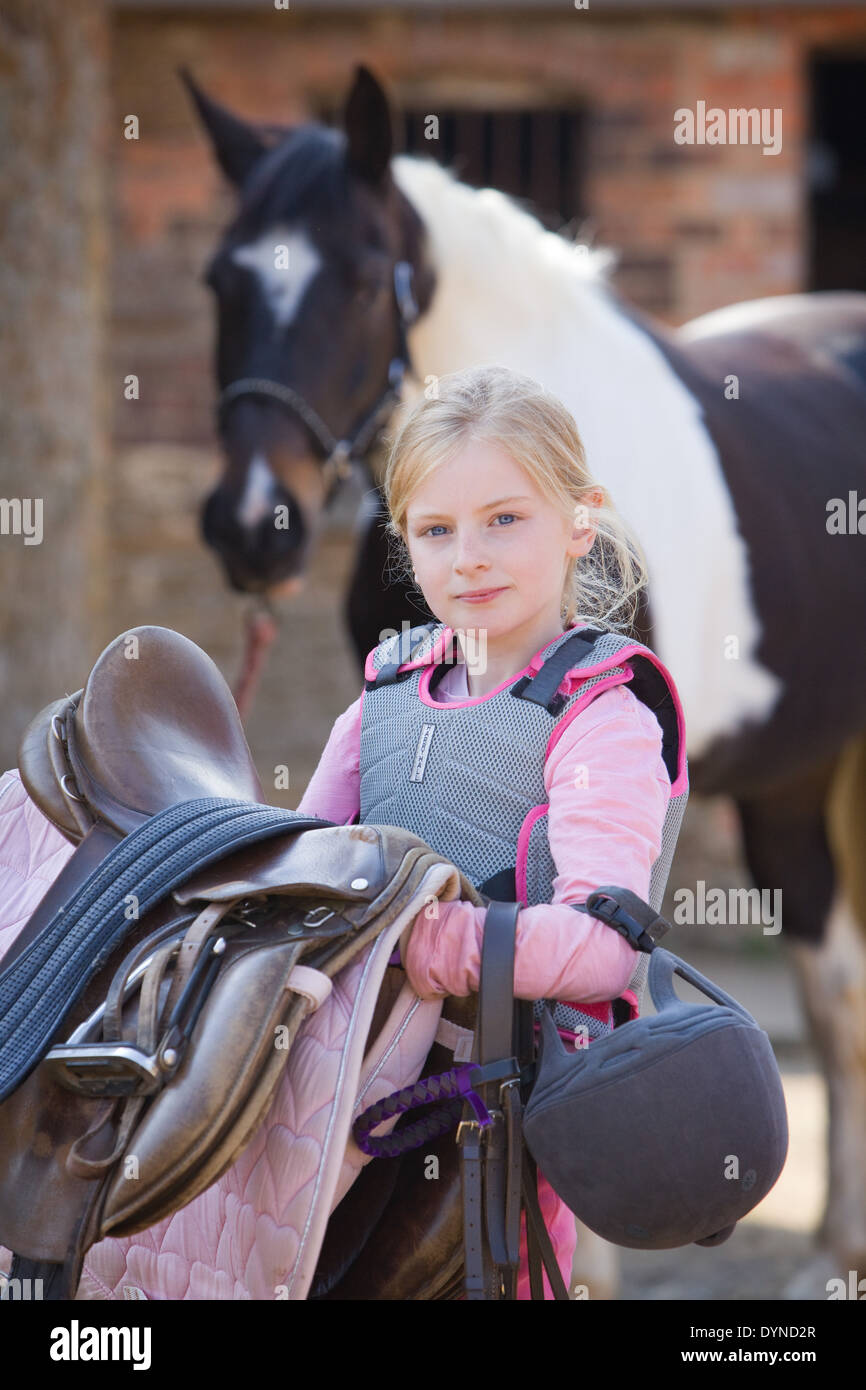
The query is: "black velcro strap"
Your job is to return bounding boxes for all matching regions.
[617,654,680,785]
[511,628,603,714]
[575,885,672,953]
[364,624,444,691]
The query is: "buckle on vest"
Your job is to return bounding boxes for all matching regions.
[580,891,667,953]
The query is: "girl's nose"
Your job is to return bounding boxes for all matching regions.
[452,532,490,571]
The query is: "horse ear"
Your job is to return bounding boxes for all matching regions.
[179,66,269,188]
[342,64,393,188]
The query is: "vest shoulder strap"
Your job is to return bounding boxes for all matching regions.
[514,627,682,789]
[364,622,444,690]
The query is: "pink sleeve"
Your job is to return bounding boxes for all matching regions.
[294,693,363,826]
[404,682,672,1002]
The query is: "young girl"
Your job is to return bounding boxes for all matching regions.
[295,363,686,1299]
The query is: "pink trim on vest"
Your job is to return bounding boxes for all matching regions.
[620,986,640,1022]
[543,643,688,796]
[363,625,457,683]
[515,802,549,905]
[545,670,635,761]
[419,660,522,709]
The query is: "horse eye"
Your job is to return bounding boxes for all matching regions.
[353,273,388,307]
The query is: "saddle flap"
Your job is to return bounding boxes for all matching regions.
[172,823,387,908]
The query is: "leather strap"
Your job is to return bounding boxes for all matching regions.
[482,900,520,1293]
[102,912,194,1044]
[478,900,519,1064]
[285,964,333,1014]
[161,900,238,1022]
[522,1145,570,1301]
[503,1079,523,1267]
[65,939,179,1181]
[460,1113,488,1299]
[460,900,521,1300]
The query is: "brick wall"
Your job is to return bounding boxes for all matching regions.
[109,3,866,450]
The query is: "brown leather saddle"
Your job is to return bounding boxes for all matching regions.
[0,626,492,1300]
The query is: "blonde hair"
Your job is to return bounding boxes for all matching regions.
[381,363,649,634]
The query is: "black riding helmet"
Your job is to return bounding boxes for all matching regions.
[522,889,789,1250]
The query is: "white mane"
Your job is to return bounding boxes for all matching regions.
[393,153,617,288]
[391,154,618,372]
[388,153,783,759]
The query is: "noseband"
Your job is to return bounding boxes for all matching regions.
[216,260,420,498]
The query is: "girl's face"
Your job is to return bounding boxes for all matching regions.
[404,437,598,643]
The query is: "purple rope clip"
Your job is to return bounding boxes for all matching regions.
[352,1063,493,1159]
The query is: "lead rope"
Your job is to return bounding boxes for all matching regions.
[233,601,279,723]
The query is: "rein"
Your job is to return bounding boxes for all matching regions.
[216,259,420,500]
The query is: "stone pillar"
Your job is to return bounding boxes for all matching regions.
[0,0,110,770]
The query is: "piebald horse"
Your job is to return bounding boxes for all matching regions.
[192,65,866,1293]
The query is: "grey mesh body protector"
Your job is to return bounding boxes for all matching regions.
[358,620,689,1029]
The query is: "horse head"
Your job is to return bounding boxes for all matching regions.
[183,64,437,596]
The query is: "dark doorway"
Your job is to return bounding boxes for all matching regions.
[317,99,586,234]
[399,107,585,233]
[808,55,866,291]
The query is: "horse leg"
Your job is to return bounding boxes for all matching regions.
[796,729,866,1269]
[736,751,866,1278]
[569,1220,620,1300]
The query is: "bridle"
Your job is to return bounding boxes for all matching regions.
[216,259,420,499]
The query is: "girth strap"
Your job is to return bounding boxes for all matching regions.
[576,885,672,953]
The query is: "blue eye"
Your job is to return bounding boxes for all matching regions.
[419,513,519,538]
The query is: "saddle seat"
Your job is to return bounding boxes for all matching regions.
[18,626,264,845]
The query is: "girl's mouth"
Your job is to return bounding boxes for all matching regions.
[458,588,507,602]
